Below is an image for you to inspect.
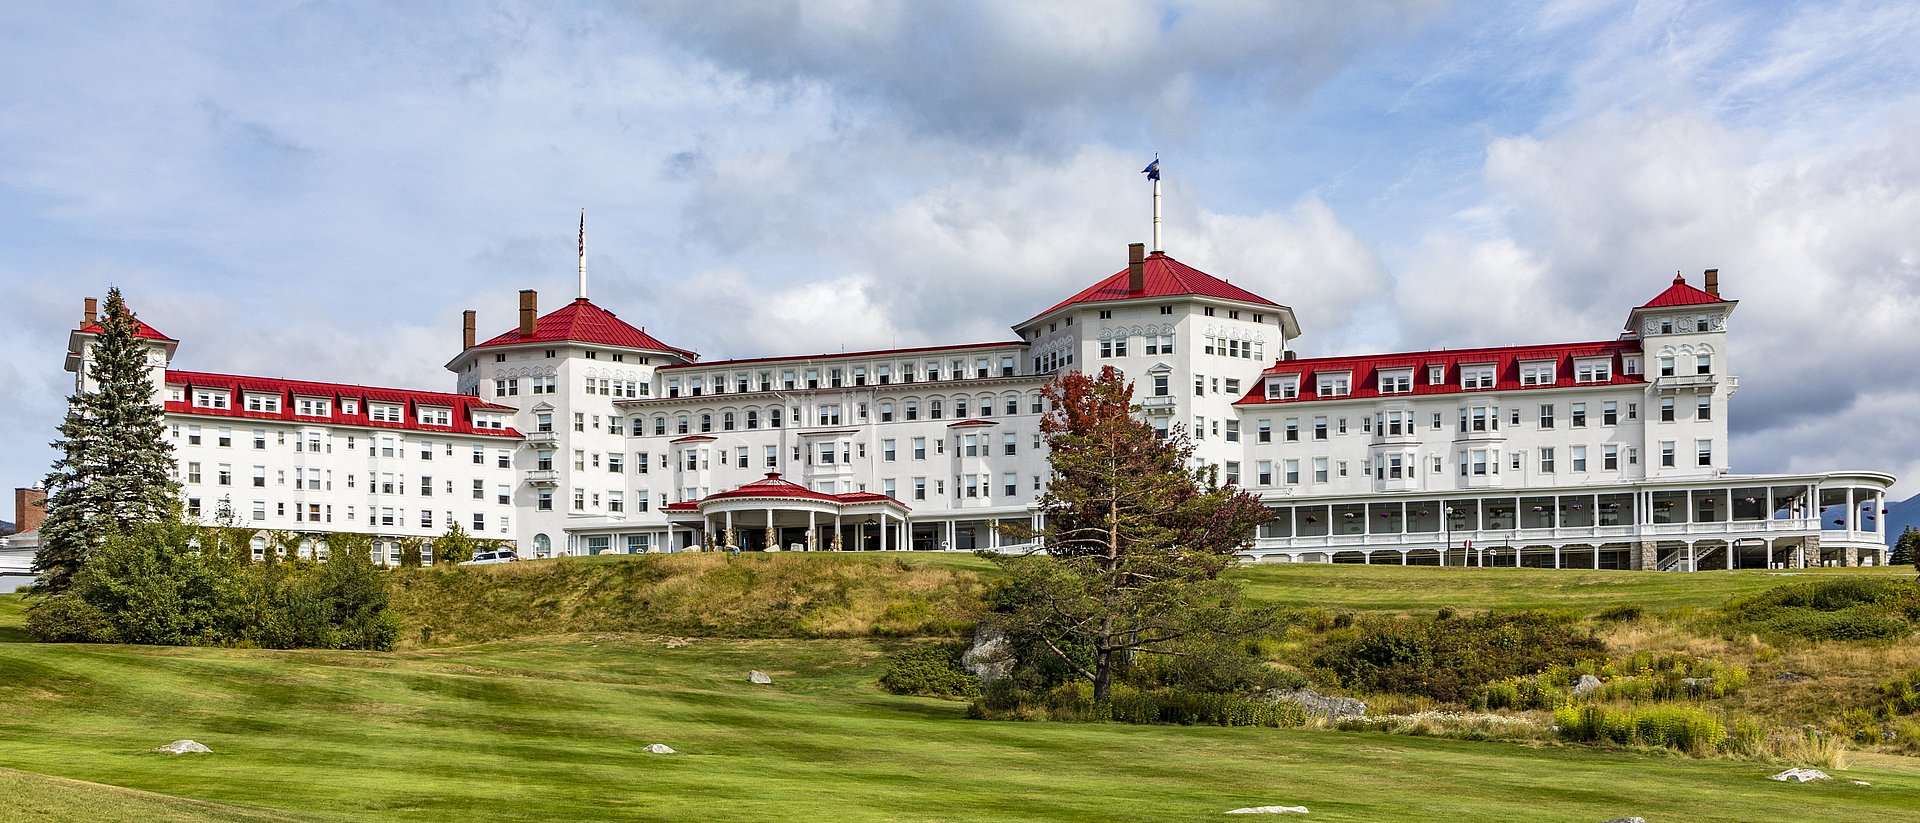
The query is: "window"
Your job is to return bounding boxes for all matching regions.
[913,477,927,501]
[1316,373,1351,397]
[241,393,278,413]
[1660,441,1676,467]
[608,491,623,513]
[1659,356,1676,377]
[1313,457,1328,483]
[1572,445,1587,472]
[1539,448,1555,473]
[186,461,202,483]
[1571,403,1586,428]
[912,437,927,460]
[1538,404,1555,428]
[419,476,434,496]
[1379,370,1412,394]
[1427,365,1444,385]
[1284,418,1299,442]
[252,466,266,487]
[1575,358,1612,382]
[1223,462,1240,486]
[1461,365,1496,389]
[419,407,451,427]
[368,404,402,423]
[1518,362,1554,386]
[192,390,229,409]
[765,445,777,468]
[1660,398,1675,422]
[1696,439,1712,467]
[1695,354,1712,375]
[1265,377,1298,400]
[1312,416,1328,440]
[1225,420,1240,442]
[1256,419,1271,443]
[537,489,553,511]
[1697,394,1712,420]
[818,404,841,426]
[1602,401,1618,425]
[1003,433,1017,455]
[1284,460,1299,485]
[1004,472,1018,497]
[217,428,231,447]
[1604,444,1619,470]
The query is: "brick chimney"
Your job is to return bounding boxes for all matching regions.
[518,290,537,337]
[1703,269,1720,298]
[1127,243,1146,294]
[13,488,47,535]
[83,297,97,325]
[462,310,476,350]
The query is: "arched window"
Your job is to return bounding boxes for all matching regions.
[532,533,551,557]
[654,415,668,436]
[746,410,759,429]
[722,411,735,431]
[699,414,713,433]
[954,397,969,418]
[676,414,690,434]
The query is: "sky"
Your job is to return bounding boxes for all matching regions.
[1,0,1917,507]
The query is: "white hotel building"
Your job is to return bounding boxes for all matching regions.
[67,239,1895,569]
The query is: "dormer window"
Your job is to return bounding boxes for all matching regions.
[1575,358,1612,383]
[1427,365,1444,385]
[1461,365,1496,390]
[243,393,281,413]
[1378,369,1413,394]
[418,406,452,427]
[342,399,359,414]
[1265,376,1299,400]
[1518,362,1555,387]
[474,414,506,430]
[368,403,403,423]
[192,389,230,409]
[295,397,330,417]
[1623,357,1641,376]
[1316,373,1351,397]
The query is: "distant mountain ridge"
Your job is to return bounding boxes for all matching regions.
[0,519,13,536]
[1888,493,1919,548]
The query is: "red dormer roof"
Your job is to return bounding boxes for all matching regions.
[1023,252,1281,325]
[79,318,174,342]
[164,370,522,438]
[1235,340,1645,407]
[476,298,696,359]
[1639,273,1728,309]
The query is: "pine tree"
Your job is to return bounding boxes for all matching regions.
[990,366,1271,703]
[35,288,178,592]
[1893,526,1918,568]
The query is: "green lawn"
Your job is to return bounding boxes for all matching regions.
[3,590,1918,822]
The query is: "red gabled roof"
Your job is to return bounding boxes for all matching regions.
[79,318,174,342]
[164,370,522,438]
[1236,340,1645,407]
[1639,273,1729,309]
[689,472,913,511]
[1024,252,1280,324]
[477,298,696,359]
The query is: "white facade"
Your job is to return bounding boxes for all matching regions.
[67,244,1895,569]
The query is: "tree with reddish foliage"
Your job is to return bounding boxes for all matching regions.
[989,366,1271,704]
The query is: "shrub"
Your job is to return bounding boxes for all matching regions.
[880,642,980,699]
[1718,578,1920,642]
[1553,703,1728,755]
[24,595,115,643]
[1596,604,1644,623]
[973,682,1308,728]
[1313,610,1605,703]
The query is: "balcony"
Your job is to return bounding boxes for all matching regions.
[524,430,559,447]
[1655,373,1719,391]
[1139,395,1177,416]
[525,469,559,486]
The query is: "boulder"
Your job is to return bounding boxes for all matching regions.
[1224,806,1309,814]
[153,740,211,755]
[1600,818,1646,823]
[1772,671,1813,684]
[1572,674,1604,696]
[961,625,1016,686]
[1770,768,1831,783]
[1260,688,1365,721]
[642,744,675,754]
[749,670,773,685]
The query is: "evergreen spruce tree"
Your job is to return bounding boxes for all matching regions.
[1891,525,1917,567]
[35,288,178,592]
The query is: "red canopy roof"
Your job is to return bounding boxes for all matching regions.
[477,298,695,359]
[1639,273,1728,309]
[1024,252,1280,324]
[692,472,913,511]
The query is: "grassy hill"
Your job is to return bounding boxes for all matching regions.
[5,556,1919,821]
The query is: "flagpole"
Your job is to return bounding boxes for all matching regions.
[1151,153,1162,253]
[577,210,587,300]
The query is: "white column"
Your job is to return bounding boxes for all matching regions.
[1727,539,1734,570]
[947,519,956,551]
[881,514,890,551]
[766,508,774,550]
[1553,544,1561,569]
[808,510,817,551]
[833,514,842,551]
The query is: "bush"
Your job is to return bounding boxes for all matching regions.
[24,595,115,643]
[1313,610,1605,703]
[1596,604,1644,623]
[880,642,980,699]
[1553,703,1729,755]
[973,681,1308,728]
[1718,578,1920,642]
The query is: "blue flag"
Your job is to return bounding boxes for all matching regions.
[1141,159,1160,181]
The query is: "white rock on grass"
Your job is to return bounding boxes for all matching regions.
[749,670,773,685]
[1224,806,1308,814]
[1572,674,1603,696]
[1770,768,1831,783]
[153,740,211,755]
[1600,817,1647,823]
[642,744,675,754]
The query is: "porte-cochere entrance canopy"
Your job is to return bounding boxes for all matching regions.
[664,472,912,551]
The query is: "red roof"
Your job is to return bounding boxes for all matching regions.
[79,318,174,341]
[1639,273,1729,309]
[1024,252,1280,324]
[164,370,522,438]
[691,472,912,511]
[477,298,695,359]
[669,435,717,443]
[1236,340,1645,407]
[946,419,999,428]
